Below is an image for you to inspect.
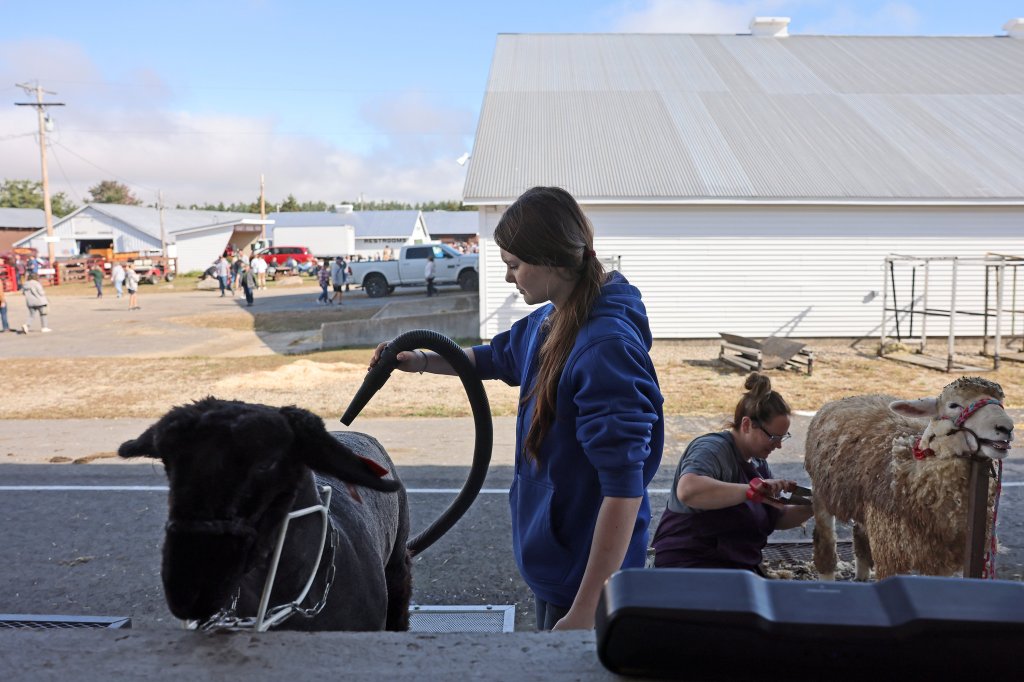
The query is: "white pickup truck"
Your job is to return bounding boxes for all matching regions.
[348,243,478,298]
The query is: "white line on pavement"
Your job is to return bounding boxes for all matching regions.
[1,483,1023,493]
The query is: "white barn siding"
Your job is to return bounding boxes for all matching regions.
[176,227,234,274]
[478,205,1024,340]
[16,209,161,256]
[65,211,159,253]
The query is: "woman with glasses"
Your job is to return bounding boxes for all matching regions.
[651,372,812,573]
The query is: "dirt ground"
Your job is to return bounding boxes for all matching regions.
[3,289,1024,422]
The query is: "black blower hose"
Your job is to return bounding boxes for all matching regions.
[341,329,492,556]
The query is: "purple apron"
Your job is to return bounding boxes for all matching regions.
[652,434,780,572]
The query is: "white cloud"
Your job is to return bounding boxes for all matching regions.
[612,0,793,34]
[1,38,473,207]
[801,2,921,35]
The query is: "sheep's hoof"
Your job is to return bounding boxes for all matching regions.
[855,565,872,581]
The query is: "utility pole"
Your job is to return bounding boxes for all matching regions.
[158,190,167,258]
[259,174,266,241]
[15,81,65,271]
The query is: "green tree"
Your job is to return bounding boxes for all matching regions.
[51,192,78,217]
[87,180,142,205]
[278,194,300,212]
[0,178,78,217]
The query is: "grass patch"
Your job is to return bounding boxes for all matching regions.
[5,338,1024,421]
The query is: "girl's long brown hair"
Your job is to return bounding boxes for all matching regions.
[494,187,606,462]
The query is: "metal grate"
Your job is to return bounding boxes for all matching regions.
[762,540,854,564]
[408,605,515,633]
[0,614,131,630]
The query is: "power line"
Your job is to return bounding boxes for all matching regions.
[49,139,160,196]
[46,143,86,205]
[0,132,37,143]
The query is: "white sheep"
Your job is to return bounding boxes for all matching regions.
[805,377,1013,580]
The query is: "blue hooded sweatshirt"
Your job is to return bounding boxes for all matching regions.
[473,272,664,607]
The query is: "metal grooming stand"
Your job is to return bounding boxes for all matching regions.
[879,254,1024,372]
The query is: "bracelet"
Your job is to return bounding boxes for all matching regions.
[417,349,428,374]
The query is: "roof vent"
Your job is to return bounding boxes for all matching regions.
[750,16,790,38]
[332,204,354,214]
[1005,18,1024,38]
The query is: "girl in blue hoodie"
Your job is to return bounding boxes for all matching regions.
[370,186,663,630]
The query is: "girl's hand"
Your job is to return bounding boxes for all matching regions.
[551,608,593,631]
[368,343,424,373]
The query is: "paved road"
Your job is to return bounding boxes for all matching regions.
[2,415,1022,635]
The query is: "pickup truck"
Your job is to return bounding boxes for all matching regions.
[348,243,478,298]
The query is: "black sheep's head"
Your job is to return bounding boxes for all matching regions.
[118,397,399,622]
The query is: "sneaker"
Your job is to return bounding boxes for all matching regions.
[41,327,52,333]
[20,323,28,334]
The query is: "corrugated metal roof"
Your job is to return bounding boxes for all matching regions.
[268,210,421,238]
[464,33,1024,204]
[421,210,479,236]
[88,204,257,238]
[0,207,45,229]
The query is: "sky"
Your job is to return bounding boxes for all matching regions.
[1,0,1021,209]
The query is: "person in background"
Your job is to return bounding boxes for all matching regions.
[240,261,257,307]
[382,244,392,261]
[0,285,10,332]
[369,186,663,631]
[251,252,268,290]
[650,373,813,573]
[424,253,437,297]
[330,256,347,305]
[14,255,26,291]
[111,261,126,299]
[316,259,331,305]
[230,255,244,295]
[21,273,51,333]
[215,256,230,297]
[89,263,104,298]
[125,263,141,311]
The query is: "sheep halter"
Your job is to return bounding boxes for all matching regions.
[946,398,1004,429]
[189,484,336,632]
[937,398,1008,459]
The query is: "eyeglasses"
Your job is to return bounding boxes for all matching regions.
[755,423,791,443]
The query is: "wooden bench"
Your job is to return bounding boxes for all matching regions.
[718,333,815,376]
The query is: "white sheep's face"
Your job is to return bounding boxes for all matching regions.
[889,380,1014,460]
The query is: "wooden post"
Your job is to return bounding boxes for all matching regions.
[994,262,1004,370]
[963,458,991,579]
[880,257,890,352]
[921,259,930,353]
[947,258,958,373]
[983,264,990,356]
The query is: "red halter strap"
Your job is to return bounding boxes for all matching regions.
[947,398,1003,428]
[912,436,935,460]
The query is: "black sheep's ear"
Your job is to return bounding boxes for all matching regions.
[118,425,159,459]
[280,406,400,493]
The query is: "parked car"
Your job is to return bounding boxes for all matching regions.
[254,246,315,268]
[348,243,479,297]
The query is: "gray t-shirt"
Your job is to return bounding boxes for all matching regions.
[667,432,771,514]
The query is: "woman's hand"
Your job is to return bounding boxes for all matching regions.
[747,477,801,509]
[368,342,426,373]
